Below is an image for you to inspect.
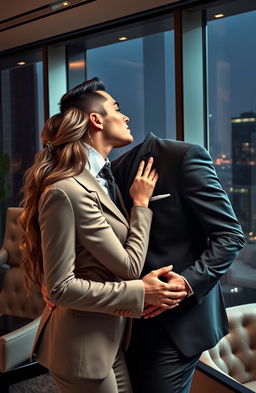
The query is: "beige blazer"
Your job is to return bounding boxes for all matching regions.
[33,168,152,379]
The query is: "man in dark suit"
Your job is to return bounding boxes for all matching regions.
[112,132,245,393]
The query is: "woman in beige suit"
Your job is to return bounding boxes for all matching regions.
[19,78,186,393]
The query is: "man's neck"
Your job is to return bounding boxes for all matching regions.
[85,134,111,159]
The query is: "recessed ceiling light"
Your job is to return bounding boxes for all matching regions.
[118,37,128,41]
[17,61,26,65]
[61,1,70,6]
[214,13,224,18]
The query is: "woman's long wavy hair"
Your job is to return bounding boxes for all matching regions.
[19,107,89,292]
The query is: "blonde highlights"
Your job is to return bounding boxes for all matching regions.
[19,107,89,291]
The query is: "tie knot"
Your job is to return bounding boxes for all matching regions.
[101,162,114,181]
[100,162,116,203]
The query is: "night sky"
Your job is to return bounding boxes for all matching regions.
[208,11,256,153]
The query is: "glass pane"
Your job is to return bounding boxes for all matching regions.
[0,49,44,212]
[65,15,175,160]
[207,1,256,306]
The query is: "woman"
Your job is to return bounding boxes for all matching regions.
[19,79,184,393]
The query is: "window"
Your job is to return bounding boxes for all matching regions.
[0,49,44,215]
[64,14,176,160]
[207,0,256,306]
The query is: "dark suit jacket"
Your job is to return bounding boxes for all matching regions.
[112,133,245,357]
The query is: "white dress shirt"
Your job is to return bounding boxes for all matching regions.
[84,144,112,199]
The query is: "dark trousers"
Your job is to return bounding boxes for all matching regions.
[126,318,200,393]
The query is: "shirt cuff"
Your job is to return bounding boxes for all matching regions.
[181,276,194,297]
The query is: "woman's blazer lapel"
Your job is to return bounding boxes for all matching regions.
[73,168,129,229]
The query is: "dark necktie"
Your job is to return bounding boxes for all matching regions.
[100,162,117,203]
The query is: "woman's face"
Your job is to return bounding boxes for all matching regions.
[97,90,133,148]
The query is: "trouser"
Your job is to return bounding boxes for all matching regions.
[126,317,200,393]
[51,348,133,393]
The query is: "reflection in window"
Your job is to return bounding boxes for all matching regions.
[207,4,256,306]
[0,50,44,211]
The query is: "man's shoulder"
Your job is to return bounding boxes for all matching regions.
[155,138,208,160]
[112,135,208,168]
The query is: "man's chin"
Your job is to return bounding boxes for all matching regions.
[115,135,133,148]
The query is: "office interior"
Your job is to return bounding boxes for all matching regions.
[0,0,256,392]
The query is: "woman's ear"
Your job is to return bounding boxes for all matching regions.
[89,112,103,130]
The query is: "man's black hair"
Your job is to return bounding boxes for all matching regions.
[60,77,106,114]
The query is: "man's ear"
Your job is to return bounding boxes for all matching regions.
[89,112,103,130]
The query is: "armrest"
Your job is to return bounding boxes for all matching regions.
[194,361,254,393]
[0,315,33,335]
[0,248,8,266]
[199,353,238,383]
[0,316,41,372]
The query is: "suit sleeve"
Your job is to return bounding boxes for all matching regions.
[179,144,245,303]
[38,187,152,316]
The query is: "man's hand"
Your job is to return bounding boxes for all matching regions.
[143,269,189,319]
[41,282,56,311]
[164,270,191,293]
[142,266,188,318]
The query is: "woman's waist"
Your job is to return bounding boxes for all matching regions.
[74,268,122,283]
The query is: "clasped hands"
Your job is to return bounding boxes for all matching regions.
[142,265,189,319]
[41,265,189,319]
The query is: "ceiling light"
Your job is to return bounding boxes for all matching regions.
[118,37,128,41]
[17,61,26,65]
[214,13,224,18]
[61,1,71,6]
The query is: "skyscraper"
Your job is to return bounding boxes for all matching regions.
[231,112,256,241]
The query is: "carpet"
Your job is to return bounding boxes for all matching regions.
[9,373,58,393]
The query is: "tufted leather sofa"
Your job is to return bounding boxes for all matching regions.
[0,207,46,391]
[200,303,256,392]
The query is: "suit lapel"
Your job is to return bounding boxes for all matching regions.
[115,134,157,182]
[112,133,158,211]
[139,132,158,160]
[74,168,129,228]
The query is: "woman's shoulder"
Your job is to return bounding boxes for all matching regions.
[45,177,78,193]
[40,177,87,205]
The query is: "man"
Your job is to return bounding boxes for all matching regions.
[112,132,245,393]
[44,78,244,393]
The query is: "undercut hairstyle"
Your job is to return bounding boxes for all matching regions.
[60,77,107,115]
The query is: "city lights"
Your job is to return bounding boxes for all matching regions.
[232,118,256,123]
